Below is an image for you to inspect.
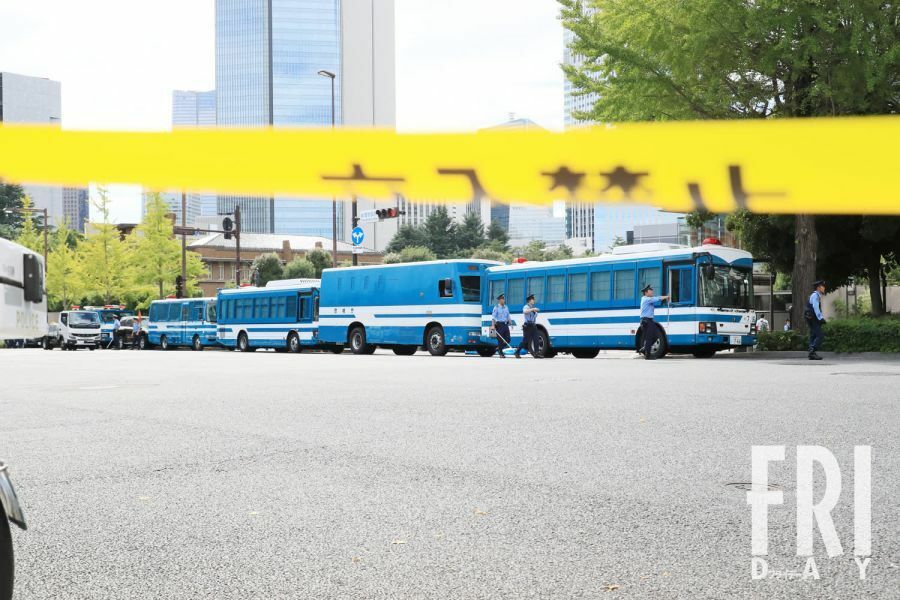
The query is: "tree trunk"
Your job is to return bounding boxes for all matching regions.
[791,214,818,334]
[868,255,884,316]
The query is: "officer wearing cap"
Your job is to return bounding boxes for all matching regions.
[805,279,827,360]
[491,293,511,358]
[516,294,541,359]
[640,284,669,360]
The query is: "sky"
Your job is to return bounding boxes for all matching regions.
[0,0,565,222]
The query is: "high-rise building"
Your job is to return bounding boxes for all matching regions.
[168,90,217,221]
[0,72,63,226]
[62,187,90,232]
[481,118,566,248]
[215,0,395,243]
[594,204,681,253]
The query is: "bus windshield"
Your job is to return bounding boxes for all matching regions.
[460,276,481,303]
[699,265,751,310]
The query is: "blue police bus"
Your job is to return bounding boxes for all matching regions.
[216,279,327,353]
[143,297,218,351]
[318,260,500,356]
[86,305,135,348]
[480,241,758,359]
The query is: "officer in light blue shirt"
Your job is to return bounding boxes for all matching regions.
[805,279,826,360]
[639,284,669,360]
[490,294,511,358]
[516,294,541,358]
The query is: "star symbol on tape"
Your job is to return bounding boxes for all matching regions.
[600,166,649,197]
[541,166,586,194]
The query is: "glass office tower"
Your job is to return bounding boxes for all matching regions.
[216,0,344,236]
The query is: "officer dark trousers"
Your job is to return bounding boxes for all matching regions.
[641,317,659,356]
[807,318,823,352]
[495,322,511,355]
[517,323,537,357]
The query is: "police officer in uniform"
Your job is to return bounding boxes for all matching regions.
[111,314,121,349]
[516,294,541,359]
[640,284,669,360]
[491,294,511,358]
[805,279,827,360]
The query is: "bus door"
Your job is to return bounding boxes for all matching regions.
[298,291,315,324]
[179,301,191,345]
[665,264,695,321]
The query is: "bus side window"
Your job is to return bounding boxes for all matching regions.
[439,278,454,297]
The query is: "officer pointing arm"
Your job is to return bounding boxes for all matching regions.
[639,285,669,360]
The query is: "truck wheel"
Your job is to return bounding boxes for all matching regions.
[426,326,448,356]
[42,337,50,350]
[160,335,170,351]
[287,332,301,353]
[0,513,13,600]
[191,335,203,352]
[349,326,372,355]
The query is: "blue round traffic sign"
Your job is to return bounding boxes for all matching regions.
[351,226,365,246]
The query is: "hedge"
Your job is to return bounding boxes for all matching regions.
[757,316,900,353]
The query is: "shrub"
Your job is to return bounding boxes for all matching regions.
[282,257,316,279]
[757,316,900,353]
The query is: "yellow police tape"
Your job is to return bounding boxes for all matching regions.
[0,116,897,214]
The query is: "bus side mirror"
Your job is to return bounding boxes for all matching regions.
[23,253,44,303]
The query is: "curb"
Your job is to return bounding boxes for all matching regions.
[720,351,900,361]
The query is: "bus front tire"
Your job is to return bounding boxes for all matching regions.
[287,332,301,354]
[572,348,600,359]
[160,335,170,351]
[425,326,448,356]
[637,328,668,359]
[476,347,496,357]
[392,346,418,356]
[349,327,374,355]
[191,335,203,352]
[692,349,716,359]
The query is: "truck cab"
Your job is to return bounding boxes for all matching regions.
[49,310,102,350]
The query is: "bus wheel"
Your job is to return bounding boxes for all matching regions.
[192,335,203,352]
[534,329,552,358]
[138,335,149,351]
[392,346,417,356]
[237,333,251,352]
[637,329,668,359]
[476,347,496,358]
[349,326,370,355]
[572,348,600,359]
[426,326,448,356]
[160,335,170,351]
[692,349,716,358]
[329,345,345,354]
[287,332,301,354]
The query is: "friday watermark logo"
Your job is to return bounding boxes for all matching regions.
[748,445,872,581]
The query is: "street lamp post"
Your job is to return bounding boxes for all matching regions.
[317,69,338,269]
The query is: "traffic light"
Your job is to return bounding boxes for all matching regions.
[222,216,234,239]
[375,207,403,220]
[175,275,184,299]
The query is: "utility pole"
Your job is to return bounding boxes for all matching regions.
[234,205,242,286]
[180,191,187,290]
[40,207,48,269]
[318,69,338,268]
[351,196,358,266]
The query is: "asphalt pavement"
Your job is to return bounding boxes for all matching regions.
[1,348,898,599]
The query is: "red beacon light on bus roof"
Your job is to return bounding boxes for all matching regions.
[515,257,528,264]
[240,283,252,287]
[70,305,81,310]
[165,294,176,299]
[702,237,722,246]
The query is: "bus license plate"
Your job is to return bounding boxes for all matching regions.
[730,335,742,346]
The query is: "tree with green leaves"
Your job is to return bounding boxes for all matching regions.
[283,257,316,279]
[455,211,486,253]
[304,248,332,277]
[486,220,509,250]
[423,206,457,258]
[14,195,43,254]
[561,0,900,329]
[383,246,436,264]
[46,218,83,311]
[385,224,428,254]
[0,180,26,239]
[129,192,205,299]
[80,187,132,303]
[250,253,285,286]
